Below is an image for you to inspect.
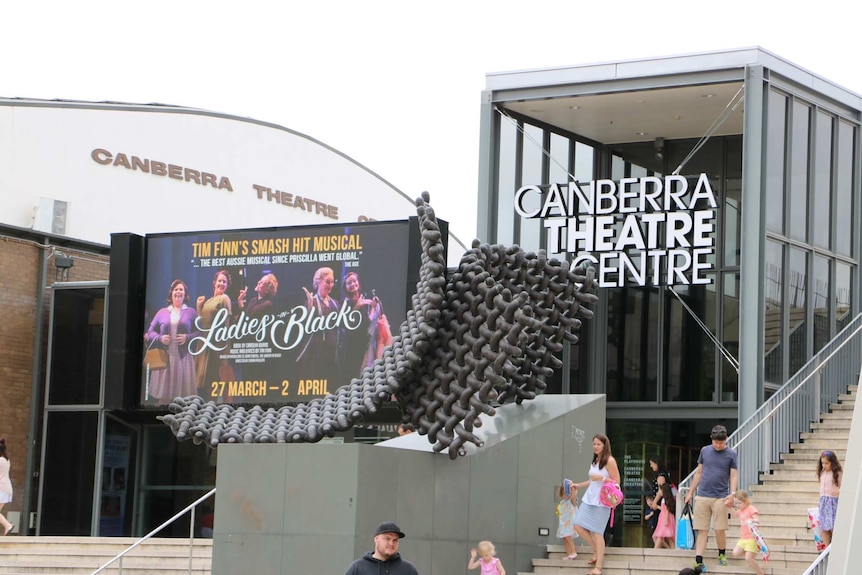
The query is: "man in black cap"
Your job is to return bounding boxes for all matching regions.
[344,521,419,575]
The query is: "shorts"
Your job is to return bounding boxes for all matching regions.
[693,496,729,531]
[736,538,759,554]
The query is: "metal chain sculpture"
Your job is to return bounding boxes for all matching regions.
[161,192,598,458]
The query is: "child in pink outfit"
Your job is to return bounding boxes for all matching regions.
[729,490,764,575]
[468,540,506,575]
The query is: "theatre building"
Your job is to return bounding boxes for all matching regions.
[0,98,460,538]
[477,47,861,538]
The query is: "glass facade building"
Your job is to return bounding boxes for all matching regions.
[477,48,861,545]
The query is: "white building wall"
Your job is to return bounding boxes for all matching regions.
[0,101,462,262]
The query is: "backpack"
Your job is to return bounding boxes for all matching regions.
[599,482,624,527]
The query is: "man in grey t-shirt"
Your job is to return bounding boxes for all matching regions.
[684,425,738,571]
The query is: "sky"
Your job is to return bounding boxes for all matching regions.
[3,1,861,250]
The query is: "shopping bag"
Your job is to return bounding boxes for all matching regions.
[807,506,826,552]
[676,502,695,550]
[748,520,770,561]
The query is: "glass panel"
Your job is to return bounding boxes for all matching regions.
[99,419,138,536]
[548,133,571,258]
[606,419,704,547]
[788,248,808,375]
[665,284,715,401]
[836,261,852,331]
[519,124,543,251]
[724,137,743,267]
[575,142,594,182]
[788,101,810,242]
[48,287,105,405]
[549,133,570,186]
[611,154,626,180]
[813,255,830,354]
[764,241,784,384]
[836,121,855,257]
[40,411,98,535]
[812,112,833,249]
[606,287,658,401]
[765,90,787,234]
[139,426,216,537]
[568,332,589,394]
[721,273,740,401]
[496,117,518,244]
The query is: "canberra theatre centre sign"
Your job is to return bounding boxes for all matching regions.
[515,174,718,288]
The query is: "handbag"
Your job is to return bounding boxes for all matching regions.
[144,338,168,371]
[676,502,695,550]
[599,482,624,527]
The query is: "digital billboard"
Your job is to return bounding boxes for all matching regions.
[140,220,413,405]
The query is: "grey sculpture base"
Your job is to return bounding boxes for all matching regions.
[211,394,606,575]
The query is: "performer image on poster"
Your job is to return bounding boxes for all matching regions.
[237,273,278,318]
[340,271,393,380]
[145,279,199,403]
[195,269,234,391]
[296,266,340,383]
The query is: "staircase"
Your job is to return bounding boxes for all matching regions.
[525,385,856,575]
[0,537,212,575]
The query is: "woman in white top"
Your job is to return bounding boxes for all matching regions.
[0,438,14,535]
[572,433,621,575]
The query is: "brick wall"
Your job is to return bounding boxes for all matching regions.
[0,236,110,522]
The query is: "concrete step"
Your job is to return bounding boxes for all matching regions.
[768,461,824,472]
[789,438,847,450]
[811,418,853,428]
[799,432,851,443]
[756,473,820,485]
[746,491,818,506]
[537,544,819,574]
[781,449,846,461]
[0,537,212,575]
[825,411,852,423]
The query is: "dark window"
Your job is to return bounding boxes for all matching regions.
[40,411,98,535]
[788,248,808,375]
[812,112,833,249]
[788,101,811,242]
[764,241,784,384]
[48,287,105,406]
[765,91,788,234]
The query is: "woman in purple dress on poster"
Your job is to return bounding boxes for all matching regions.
[145,279,199,403]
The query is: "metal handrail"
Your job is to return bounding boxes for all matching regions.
[678,313,862,492]
[676,313,862,570]
[90,487,215,575]
[801,544,831,575]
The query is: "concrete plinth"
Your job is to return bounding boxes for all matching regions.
[212,394,605,575]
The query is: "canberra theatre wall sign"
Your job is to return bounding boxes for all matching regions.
[514,173,717,287]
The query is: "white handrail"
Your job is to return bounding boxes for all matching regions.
[90,487,215,575]
[678,314,862,491]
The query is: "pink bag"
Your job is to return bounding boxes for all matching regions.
[599,482,624,526]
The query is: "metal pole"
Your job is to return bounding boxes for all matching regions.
[814,368,822,423]
[189,506,196,575]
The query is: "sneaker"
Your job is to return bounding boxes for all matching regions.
[693,561,707,572]
[718,553,729,566]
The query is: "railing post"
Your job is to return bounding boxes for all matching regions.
[763,420,771,483]
[814,368,822,423]
[189,505,196,575]
[118,556,123,575]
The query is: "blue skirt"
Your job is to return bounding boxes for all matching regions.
[573,502,610,534]
[819,496,838,531]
